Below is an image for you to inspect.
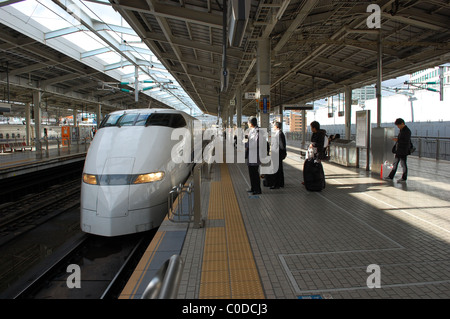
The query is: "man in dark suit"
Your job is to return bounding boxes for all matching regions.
[270,122,286,189]
[386,118,411,182]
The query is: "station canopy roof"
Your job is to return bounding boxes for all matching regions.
[0,0,201,117]
[1,0,450,118]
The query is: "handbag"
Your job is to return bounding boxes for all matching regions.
[392,142,397,154]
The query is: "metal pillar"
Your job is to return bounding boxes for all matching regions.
[96,104,102,128]
[33,91,41,150]
[73,108,78,127]
[135,66,139,102]
[236,86,242,128]
[301,110,306,147]
[345,86,352,140]
[257,37,270,130]
[376,30,382,127]
[25,102,31,145]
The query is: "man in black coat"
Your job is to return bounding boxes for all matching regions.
[387,118,411,182]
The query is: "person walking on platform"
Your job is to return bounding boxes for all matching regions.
[246,117,262,195]
[270,121,286,189]
[386,118,411,182]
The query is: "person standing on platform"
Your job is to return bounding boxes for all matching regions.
[386,118,411,182]
[270,121,286,189]
[302,121,326,190]
[310,121,327,160]
[245,117,262,195]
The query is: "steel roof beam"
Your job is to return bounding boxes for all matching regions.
[110,0,222,29]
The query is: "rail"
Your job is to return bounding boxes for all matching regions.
[167,162,207,228]
[286,134,450,161]
[168,182,193,223]
[141,255,184,299]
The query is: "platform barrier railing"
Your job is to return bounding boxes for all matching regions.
[168,182,193,223]
[141,255,184,299]
[167,162,206,228]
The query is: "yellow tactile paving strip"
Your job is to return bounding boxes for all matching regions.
[207,182,224,220]
[199,164,265,299]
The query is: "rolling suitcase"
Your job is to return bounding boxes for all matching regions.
[263,174,274,187]
[303,158,326,191]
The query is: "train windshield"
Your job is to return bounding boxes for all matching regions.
[99,112,186,129]
[99,113,123,128]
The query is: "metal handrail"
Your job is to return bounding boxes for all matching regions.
[141,255,184,299]
[168,183,193,222]
[167,162,207,228]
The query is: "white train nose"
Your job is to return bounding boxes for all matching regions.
[96,185,129,217]
[95,157,136,217]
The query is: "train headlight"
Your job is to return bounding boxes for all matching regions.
[82,173,98,185]
[133,171,165,184]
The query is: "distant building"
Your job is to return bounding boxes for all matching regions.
[352,86,376,104]
[289,112,306,132]
[410,65,450,89]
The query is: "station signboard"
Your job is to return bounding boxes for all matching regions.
[283,104,313,110]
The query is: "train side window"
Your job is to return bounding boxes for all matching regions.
[118,113,138,126]
[0,133,3,139]
[145,113,187,128]
[145,113,172,127]
[171,114,187,128]
[135,114,151,126]
[11,133,15,138]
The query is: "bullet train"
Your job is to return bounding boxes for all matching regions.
[80,108,199,237]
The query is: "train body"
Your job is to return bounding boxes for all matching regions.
[0,123,94,144]
[0,124,60,141]
[80,108,198,237]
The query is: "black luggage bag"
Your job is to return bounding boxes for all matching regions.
[263,174,274,187]
[303,158,326,191]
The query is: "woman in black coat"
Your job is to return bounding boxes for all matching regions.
[387,118,411,182]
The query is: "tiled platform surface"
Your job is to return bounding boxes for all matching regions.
[178,140,450,299]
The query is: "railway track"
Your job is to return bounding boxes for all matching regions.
[0,160,157,299]
[13,230,155,299]
[0,179,81,246]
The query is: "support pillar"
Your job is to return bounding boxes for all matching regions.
[229,103,234,128]
[135,66,139,103]
[96,104,102,128]
[73,108,78,127]
[256,37,271,131]
[345,86,352,140]
[33,91,41,149]
[25,102,31,145]
[301,110,306,146]
[236,86,242,129]
[376,30,382,127]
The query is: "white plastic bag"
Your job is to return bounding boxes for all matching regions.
[380,161,393,179]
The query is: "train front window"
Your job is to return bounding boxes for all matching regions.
[135,114,151,126]
[118,113,139,126]
[99,114,123,128]
[99,112,186,128]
